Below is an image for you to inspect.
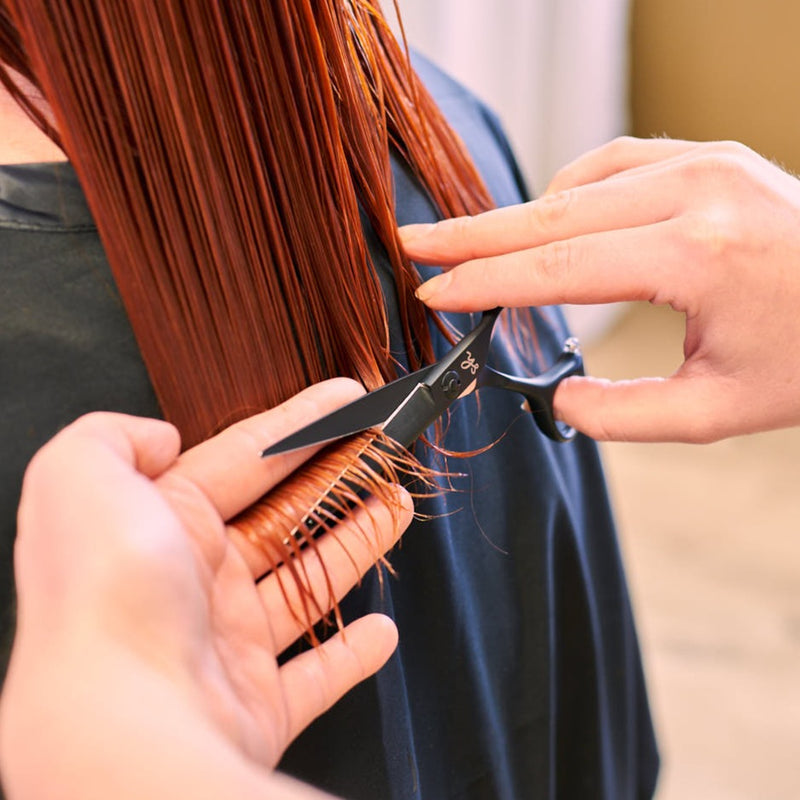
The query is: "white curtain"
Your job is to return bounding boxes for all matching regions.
[392,0,631,191]
[390,0,631,340]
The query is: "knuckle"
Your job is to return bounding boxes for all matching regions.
[589,416,615,443]
[692,429,721,445]
[679,207,741,261]
[526,189,574,232]
[66,410,115,436]
[547,167,572,195]
[446,214,477,255]
[535,238,573,284]
[706,139,753,160]
[682,148,751,191]
[680,419,724,445]
[599,135,642,169]
[607,134,639,157]
[548,136,640,192]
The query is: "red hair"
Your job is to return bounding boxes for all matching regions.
[1,0,536,627]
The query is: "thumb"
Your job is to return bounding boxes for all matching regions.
[555,374,728,444]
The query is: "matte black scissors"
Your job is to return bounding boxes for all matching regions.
[261,307,584,458]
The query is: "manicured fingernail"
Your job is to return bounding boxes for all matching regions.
[398,223,436,244]
[415,271,451,302]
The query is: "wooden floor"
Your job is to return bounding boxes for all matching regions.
[584,303,800,800]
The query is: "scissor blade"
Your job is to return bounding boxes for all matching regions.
[260,365,438,457]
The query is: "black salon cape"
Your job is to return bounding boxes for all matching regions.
[0,56,658,799]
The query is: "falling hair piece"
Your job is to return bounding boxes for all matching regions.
[2,0,537,628]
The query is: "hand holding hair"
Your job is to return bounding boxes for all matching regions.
[401,137,800,443]
[0,379,412,800]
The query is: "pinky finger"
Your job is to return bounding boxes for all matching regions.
[546,136,702,194]
[279,613,398,742]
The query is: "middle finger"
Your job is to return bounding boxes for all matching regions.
[399,161,685,266]
[239,487,412,652]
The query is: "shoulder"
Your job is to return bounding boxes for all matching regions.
[411,51,502,136]
[411,51,531,204]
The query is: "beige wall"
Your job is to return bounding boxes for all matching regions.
[631,0,800,173]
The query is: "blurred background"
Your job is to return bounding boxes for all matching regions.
[393,2,800,798]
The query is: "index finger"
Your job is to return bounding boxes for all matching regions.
[171,378,367,521]
[415,218,688,312]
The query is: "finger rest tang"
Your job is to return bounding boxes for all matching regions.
[479,338,583,442]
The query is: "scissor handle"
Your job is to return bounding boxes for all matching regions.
[480,338,583,442]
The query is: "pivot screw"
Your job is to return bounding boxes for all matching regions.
[441,370,462,399]
[564,337,581,354]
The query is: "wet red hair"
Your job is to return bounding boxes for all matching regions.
[1,0,534,628]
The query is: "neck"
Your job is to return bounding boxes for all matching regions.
[0,75,66,164]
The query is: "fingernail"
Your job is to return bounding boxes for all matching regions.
[398,223,436,244]
[415,271,451,302]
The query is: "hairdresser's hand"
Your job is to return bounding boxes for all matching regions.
[402,137,800,443]
[1,380,412,800]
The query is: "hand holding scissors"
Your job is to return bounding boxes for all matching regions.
[400,138,800,443]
